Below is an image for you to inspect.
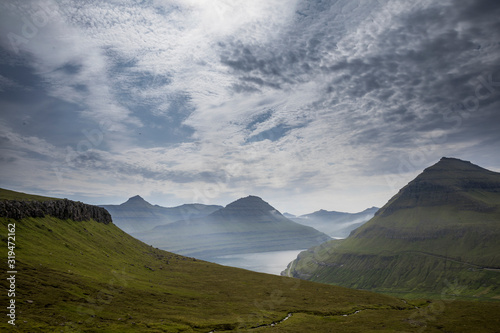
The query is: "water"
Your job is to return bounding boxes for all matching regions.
[208,249,305,275]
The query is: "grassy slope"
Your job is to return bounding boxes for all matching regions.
[3,216,500,332]
[0,188,58,201]
[287,231,500,299]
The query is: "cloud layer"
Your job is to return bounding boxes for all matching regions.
[1,0,499,214]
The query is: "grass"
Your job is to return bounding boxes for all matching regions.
[287,225,500,299]
[250,301,500,333]
[0,188,58,202]
[1,214,499,332]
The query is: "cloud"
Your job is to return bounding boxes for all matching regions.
[0,74,22,92]
[0,0,499,213]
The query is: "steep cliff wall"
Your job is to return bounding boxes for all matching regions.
[0,199,112,224]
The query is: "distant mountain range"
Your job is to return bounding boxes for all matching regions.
[101,195,222,233]
[132,195,331,259]
[283,157,500,299]
[290,207,379,238]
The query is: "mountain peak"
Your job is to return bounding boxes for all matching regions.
[225,195,276,210]
[429,157,482,171]
[209,195,286,222]
[121,195,153,207]
[414,157,497,184]
[378,157,500,217]
[440,156,465,162]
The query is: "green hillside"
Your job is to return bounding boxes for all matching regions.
[0,188,58,201]
[3,188,500,332]
[283,158,500,299]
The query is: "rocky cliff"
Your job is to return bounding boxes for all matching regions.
[0,199,112,224]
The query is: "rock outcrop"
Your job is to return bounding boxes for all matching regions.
[0,199,112,224]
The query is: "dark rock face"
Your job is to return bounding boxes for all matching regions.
[0,199,112,224]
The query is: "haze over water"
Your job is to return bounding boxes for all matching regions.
[208,249,306,275]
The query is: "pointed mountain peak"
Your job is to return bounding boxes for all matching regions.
[426,157,484,171]
[377,157,500,217]
[414,157,496,184]
[431,157,482,169]
[127,195,146,202]
[121,195,153,207]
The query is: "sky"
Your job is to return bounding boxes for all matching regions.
[0,0,499,215]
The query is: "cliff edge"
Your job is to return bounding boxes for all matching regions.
[0,198,112,224]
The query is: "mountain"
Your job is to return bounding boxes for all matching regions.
[101,195,222,233]
[292,207,379,238]
[132,195,331,259]
[6,188,489,332]
[283,157,500,299]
